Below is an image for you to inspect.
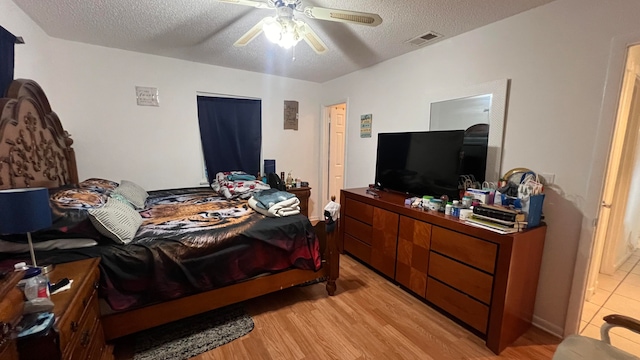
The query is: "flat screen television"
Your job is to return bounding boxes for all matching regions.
[375,130,465,199]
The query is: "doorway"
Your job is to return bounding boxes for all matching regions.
[579,45,640,354]
[322,103,347,203]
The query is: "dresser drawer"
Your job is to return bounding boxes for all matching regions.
[344,216,373,245]
[64,291,100,360]
[428,252,493,304]
[86,319,108,360]
[431,227,497,274]
[344,199,374,225]
[57,266,100,352]
[426,278,489,334]
[344,234,371,263]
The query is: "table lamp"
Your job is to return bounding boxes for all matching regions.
[0,188,52,270]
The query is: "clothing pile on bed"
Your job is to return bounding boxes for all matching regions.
[210,171,301,217]
[210,171,270,199]
[248,189,301,217]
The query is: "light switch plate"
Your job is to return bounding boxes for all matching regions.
[539,172,555,185]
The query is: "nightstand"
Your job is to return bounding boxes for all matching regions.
[0,271,24,360]
[288,186,311,217]
[18,258,113,360]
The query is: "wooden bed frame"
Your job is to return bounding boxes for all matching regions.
[0,79,339,340]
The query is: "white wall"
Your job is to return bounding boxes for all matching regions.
[1,0,324,218]
[321,0,640,335]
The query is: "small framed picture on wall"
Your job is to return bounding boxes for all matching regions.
[284,100,299,130]
[360,114,372,138]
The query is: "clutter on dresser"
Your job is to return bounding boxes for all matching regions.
[402,167,545,234]
[466,168,545,233]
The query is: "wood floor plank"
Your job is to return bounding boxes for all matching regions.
[116,254,560,359]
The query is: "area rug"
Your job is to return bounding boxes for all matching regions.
[133,303,254,360]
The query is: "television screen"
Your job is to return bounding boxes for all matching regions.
[375,130,465,199]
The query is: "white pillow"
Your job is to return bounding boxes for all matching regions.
[88,197,142,244]
[113,180,148,209]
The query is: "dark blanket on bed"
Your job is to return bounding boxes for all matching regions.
[2,188,320,312]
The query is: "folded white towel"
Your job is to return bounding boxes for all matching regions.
[273,206,300,217]
[267,197,300,216]
[248,196,301,217]
[248,197,275,217]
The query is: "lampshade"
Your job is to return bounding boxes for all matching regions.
[0,187,52,234]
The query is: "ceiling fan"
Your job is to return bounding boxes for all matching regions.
[216,0,382,54]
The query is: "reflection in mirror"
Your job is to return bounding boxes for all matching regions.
[431,95,491,183]
[430,95,491,130]
[428,79,509,183]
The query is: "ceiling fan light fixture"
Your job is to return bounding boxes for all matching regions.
[263,17,283,42]
[262,16,305,49]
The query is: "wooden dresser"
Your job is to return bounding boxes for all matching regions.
[288,186,311,217]
[0,271,24,360]
[338,188,546,354]
[18,259,113,360]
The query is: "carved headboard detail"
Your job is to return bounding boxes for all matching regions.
[0,79,78,190]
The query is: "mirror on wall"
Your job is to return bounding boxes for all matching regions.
[428,79,509,182]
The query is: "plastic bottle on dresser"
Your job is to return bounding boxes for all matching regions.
[445,202,453,215]
[15,261,39,287]
[451,200,461,218]
[21,267,50,301]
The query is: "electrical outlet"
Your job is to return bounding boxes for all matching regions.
[539,172,555,185]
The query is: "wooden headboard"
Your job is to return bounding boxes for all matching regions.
[0,79,78,190]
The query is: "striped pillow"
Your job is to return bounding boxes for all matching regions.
[88,197,142,244]
[113,180,148,209]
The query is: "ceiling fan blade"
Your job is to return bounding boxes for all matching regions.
[234,19,266,47]
[216,0,271,9]
[303,6,382,27]
[301,23,327,54]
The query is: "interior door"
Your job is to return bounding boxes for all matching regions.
[600,76,640,273]
[586,74,640,300]
[328,104,346,200]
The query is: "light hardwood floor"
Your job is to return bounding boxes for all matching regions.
[116,254,560,359]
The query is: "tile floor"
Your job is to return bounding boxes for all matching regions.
[580,249,640,356]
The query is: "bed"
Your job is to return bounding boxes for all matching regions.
[0,78,339,340]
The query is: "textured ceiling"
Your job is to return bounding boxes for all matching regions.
[13,0,554,83]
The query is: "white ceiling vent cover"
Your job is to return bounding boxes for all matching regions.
[406,31,442,46]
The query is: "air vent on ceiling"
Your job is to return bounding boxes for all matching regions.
[406,31,442,47]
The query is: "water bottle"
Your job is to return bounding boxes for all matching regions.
[24,267,50,301]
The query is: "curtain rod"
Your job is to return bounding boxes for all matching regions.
[15,36,25,44]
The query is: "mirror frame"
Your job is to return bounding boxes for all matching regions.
[427,79,509,182]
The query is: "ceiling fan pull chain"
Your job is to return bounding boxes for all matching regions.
[292,45,296,61]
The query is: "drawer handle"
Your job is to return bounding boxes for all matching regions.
[94,281,99,290]
[71,321,79,332]
[0,322,12,346]
[80,330,90,347]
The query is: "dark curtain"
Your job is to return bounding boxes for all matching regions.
[197,96,261,183]
[0,26,16,96]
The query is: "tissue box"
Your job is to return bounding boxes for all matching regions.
[466,188,491,205]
